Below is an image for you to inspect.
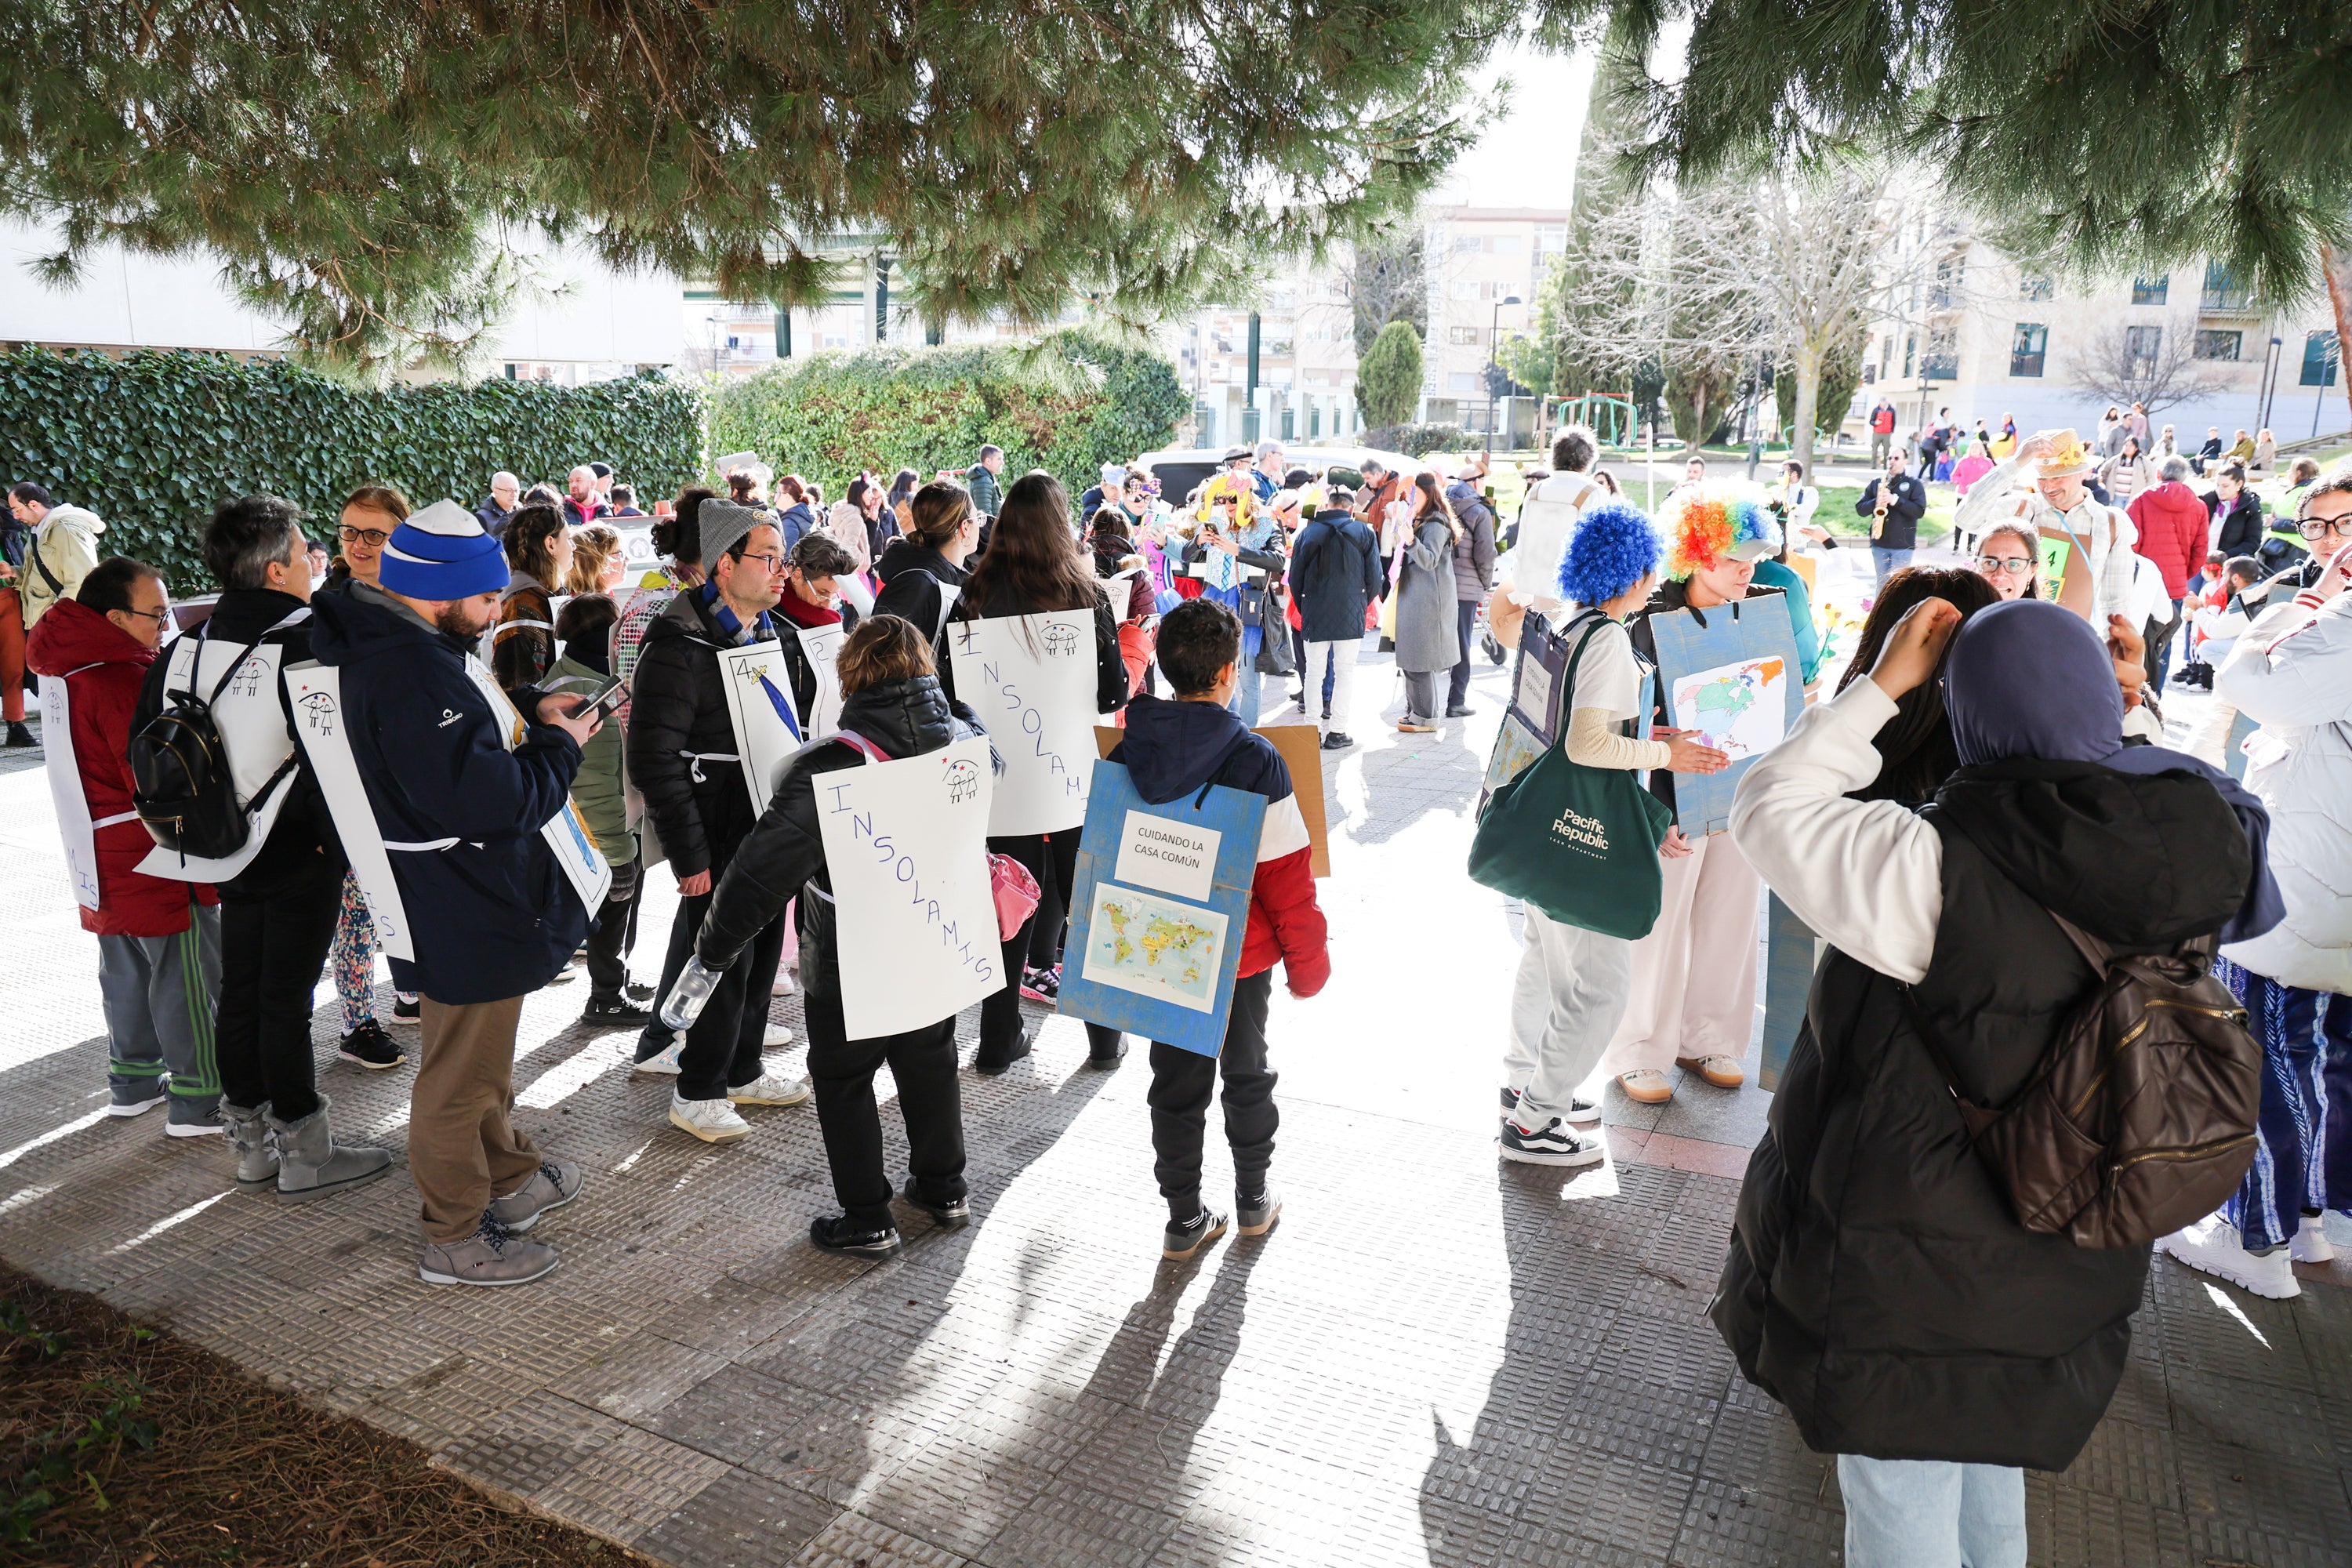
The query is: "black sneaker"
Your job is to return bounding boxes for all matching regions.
[1320,732,1355,751]
[900,1178,971,1229]
[1445,704,1475,718]
[971,1031,1033,1076]
[1500,1085,1601,1125]
[583,995,654,1025]
[1498,1117,1606,1168]
[1289,691,1306,710]
[3,720,34,749]
[810,1214,903,1258]
[623,981,656,1005]
[338,1018,406,1069]
[391,995,420,1023]
[1236,1185,1281,1236]
[1162,1207,1229,1261]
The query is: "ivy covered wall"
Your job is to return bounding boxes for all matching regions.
[0,350,702,587]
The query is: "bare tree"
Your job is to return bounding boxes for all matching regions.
[2064,314,2235,419]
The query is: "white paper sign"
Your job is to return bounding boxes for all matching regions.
[948,609,1097,835]
[715,641,804,814]
[456,660,612,919]
[136,637,300,884]
[797,623,846,738]
[1113,808,1221,902]
[1668,654,1795,762]
[284,662,417,962]
[36,675,104,910]
[815,736,1000,1040]
[1079,883,1229,1014]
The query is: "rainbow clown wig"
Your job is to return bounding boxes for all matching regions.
[1658,481,1782,580]
[1558,499,1664,607]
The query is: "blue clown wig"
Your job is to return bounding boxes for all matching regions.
[1558,499,1664,606]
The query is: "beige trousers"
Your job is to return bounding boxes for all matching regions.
[1600,829,1761,1079]
[412,995,542,1245]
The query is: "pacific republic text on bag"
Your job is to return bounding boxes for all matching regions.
[1057,760,1265,1058]
[1644,597,1805,833]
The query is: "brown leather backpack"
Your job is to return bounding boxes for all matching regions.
[1905,911,2261,1250]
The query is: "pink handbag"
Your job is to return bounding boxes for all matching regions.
[835,731,1038,938]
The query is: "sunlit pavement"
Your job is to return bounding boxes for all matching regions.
[1,626,2343,1567]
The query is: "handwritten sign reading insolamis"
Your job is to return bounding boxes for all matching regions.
[949,610,1098,836]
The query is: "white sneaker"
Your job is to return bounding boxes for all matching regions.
[728,1071,811,1107]
[2158,1215,2300,1299]
[669,1091,750,1143]
[771,969,797,997]
[633,1036,684,1075]
[2289,1214,2335,1265]
[763,1024,794,1048]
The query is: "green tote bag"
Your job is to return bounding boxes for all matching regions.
[1466,614,1672,940]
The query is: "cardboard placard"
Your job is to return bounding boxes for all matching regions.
[1645,597,1805,833]
[950,610,1098,835]
[1057,760,1265,1057]
[715,641,804,815]
[815,736,1000,1040]
[1096,721,1329,877]
[36,675,107,910]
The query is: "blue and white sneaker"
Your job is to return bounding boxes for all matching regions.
[1498,1117,1606,1168]
[632,1035,684,1075]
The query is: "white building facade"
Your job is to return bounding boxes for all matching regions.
[1170,254,1361,452]
[1419,205,1569,437]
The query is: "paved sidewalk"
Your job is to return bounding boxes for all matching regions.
[1,648,2346,1567]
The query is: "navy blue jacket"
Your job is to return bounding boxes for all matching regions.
[307,586,590,1004]
[1288,508,1385,643]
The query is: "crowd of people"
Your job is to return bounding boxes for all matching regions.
[12,405,2348,1566]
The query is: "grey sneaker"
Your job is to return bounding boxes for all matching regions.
[1236,1185,1282,1237]
[488,1160,584,1233]
[268,1094,394,1201]
[1162,1208,1229,1261]
[419,1217,559,1287]
[220,1102,278,1189]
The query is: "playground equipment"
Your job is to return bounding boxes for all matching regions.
[1545,393,1639,448]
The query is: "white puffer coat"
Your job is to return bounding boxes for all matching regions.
[2216,592,2352,993]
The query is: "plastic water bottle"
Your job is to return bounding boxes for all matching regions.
[660,956,721,1032]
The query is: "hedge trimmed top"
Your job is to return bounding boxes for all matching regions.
[0,350,700,588]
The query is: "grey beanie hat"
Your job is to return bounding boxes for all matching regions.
[696,498,765,563]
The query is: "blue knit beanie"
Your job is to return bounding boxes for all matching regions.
[379,499,508,600]
[1558,499,1664,606]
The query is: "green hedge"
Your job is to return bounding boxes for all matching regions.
[0,349,702,589]
[706,332,1189,506]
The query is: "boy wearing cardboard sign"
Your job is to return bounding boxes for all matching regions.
[1064,600,1328,1261]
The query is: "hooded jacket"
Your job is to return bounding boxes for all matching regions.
[20,505,105,629]
[1720,632,2273,1470]
[1106,694,1327,993]
[694,675,989,1000]
[2212,592,2352,993]
[28,600,218,935]
[777,500,819,550]
[307,585,587,1004]
[626,586,776,881]
[871,538,970,644]
[2125,480,2208,599]
[1288,508,1385,643]
[1444,481,1500,602]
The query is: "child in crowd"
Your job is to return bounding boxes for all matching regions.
[1104,598,1329,1259]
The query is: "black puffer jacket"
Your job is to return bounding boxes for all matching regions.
[1712,759,2251,1471]
[695,675,991,994]
[871,539,969,643]
[624,587,770,880]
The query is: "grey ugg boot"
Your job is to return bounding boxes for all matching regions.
[220,1102,278,1190]
[267,1094,394,1201]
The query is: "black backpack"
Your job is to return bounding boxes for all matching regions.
[129,620,298,861]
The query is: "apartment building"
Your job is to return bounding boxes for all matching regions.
[1419,205,1569,436]
[1860,230,2343,448]
[1171,253,1361,451]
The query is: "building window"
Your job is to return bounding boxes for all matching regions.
[2131,274,2169,306]
[2194,329,2243,361]
[1534,224,1566,252]
[2201,261,2250,310]
[1454,235,1483,254]
[1450,279,1479,300]
[1447,325,1481,346]
[1446,372,1479,394]
[1922,328,1958,380]
[2010,323,2047,378]
[2019,271,2053,302]
[2301,330,2340,387]
[1902,332,1915,377]
[1492,234,1523,254]
[1928,260,1963,311]
[2123,325,2162,377]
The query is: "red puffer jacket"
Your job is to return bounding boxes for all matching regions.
[2126,481,2209,600]
[26,600,216,935]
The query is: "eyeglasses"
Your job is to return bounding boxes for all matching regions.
[118,605,170,624]
[734,551,786,573]
[2296,514,2349,541]
[338,524,390,546]
[1976,555,2035,575]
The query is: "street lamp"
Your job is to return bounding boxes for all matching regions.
[1486,293,1522,445]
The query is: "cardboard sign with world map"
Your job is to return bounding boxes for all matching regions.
[1057,759,1266,1058]
[1645,597,1805,833]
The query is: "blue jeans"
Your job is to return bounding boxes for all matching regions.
[1227,649,1262,726]
[2216,959,2352,1247]
[1837,1456,2025,1568]
[1870,546,1914,588]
